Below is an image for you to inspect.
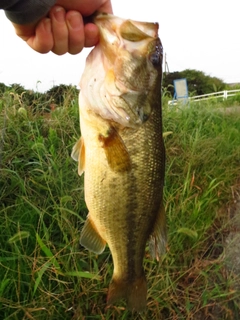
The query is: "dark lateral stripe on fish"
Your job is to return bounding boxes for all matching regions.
[125,172,144,280]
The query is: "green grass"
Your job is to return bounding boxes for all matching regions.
[1,88,240,319]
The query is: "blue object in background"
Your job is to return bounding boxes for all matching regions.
[173,78,188,104]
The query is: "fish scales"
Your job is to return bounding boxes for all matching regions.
[72,12,166,312]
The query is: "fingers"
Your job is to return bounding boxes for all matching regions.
[12,23,36,41]
[26,19,54,53]
[49,6,86,55]
[66,11,85,54]
[12,20,53,53]
[13,3,111,55]
[84,23,99,48]
[49,6,68,55]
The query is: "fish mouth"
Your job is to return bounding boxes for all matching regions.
[92,12,159,39]
[91,12,161,66]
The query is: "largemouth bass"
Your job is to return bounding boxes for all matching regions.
[72,12,166,312]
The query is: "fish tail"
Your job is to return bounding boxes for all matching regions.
[107,275,147,312]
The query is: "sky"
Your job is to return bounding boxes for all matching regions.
[0,0,240,92]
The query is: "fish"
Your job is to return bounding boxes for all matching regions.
[71,12,166,312]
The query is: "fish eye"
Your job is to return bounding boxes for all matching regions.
[149,41,163,67]
[149,52,161,66]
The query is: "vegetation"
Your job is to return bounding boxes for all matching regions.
[163,69,226,97]
[0,85,240,319]
[0,83,78,114]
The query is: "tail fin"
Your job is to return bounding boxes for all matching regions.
[107,275,147,312]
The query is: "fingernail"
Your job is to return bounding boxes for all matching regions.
[68,12,82,30]
[53,7,65,23]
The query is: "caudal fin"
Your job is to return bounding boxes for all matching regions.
[107,275,147,312]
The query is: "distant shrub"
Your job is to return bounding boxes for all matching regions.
[45,84,79,106]
[163,69,226,97]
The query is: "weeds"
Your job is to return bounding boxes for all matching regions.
[1,87,240,319]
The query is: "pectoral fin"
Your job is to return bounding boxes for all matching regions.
[80,217,106,254]
[99,126,131,173]
[149,203,167,261]
[71,137,85,176]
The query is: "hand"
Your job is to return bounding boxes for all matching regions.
[12,0,112,55]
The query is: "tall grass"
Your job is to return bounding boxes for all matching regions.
[1,88,240,319]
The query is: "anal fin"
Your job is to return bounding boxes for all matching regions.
[80,217,106,254]
[149,203,167,261]
[98,126,131,173]
[71,137,85,176]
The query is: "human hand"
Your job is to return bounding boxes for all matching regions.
[12,0,112,55]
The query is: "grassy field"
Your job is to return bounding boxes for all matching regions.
[1,87,240,319]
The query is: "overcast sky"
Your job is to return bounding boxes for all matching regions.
[0,0,239,92]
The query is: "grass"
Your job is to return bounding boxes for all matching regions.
[1,87,240,319]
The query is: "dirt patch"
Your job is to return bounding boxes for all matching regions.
[224,194,240,301]
[225,201,240,275]
[215,106,240,115]
[221,184,240,319]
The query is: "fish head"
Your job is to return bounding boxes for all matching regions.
[80,13,163,127]
[94,12,161,65]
